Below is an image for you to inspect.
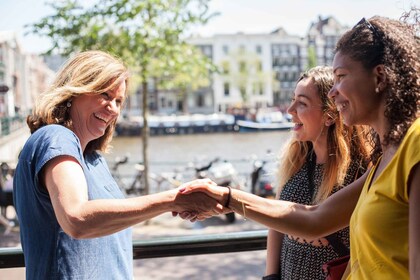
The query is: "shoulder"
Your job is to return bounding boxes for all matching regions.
[399,118,420,159]
[34,124,77,139]
[30,125,80,147]
[406,118,420,139]
[21,125,82,163]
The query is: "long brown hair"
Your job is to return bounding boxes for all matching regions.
[277,66,370,203]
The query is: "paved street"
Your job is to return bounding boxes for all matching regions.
[132,213,267,279]
[0,211,268,279]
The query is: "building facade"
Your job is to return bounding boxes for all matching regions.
[0,31,54,136]
[186,15,346,114]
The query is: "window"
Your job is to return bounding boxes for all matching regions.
[223,82,230,96]
[222,45,229,55]
[256,45,262,54]
[197,95,204,107]
[160,97,166,108]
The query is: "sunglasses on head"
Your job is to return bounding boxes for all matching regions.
[353,17,380,39]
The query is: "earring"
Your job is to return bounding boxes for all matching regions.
[375,87,380,93]
[66,101,72,108]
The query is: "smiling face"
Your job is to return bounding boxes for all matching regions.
[69,81,126,149]
[329,51,383,127]
[287,78,327,145]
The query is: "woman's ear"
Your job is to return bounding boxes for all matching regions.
[373,64,387,92]
[325,118,335,127]
[324,112,336,127]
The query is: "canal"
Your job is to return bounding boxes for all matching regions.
[104,130,292,192]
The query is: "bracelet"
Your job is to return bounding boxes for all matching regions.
[223,186,231,208]
[238,198,246,220]
[262,274,280,280]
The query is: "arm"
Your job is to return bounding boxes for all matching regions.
[181,170,369,239]
[265,229,284,276]
[42,156,222,239]
[409,162,420,279]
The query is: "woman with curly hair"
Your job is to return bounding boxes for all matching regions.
[180,13,419,279]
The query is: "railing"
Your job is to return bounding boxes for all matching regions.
[0,116,26,137]
[0,230,268,269]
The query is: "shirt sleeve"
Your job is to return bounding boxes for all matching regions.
[32,125,84,181]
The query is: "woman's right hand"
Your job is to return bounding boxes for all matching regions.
[178,181,230,206]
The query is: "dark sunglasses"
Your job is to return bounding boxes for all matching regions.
[353,17,380,39]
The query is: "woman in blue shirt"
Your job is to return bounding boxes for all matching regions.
[13,50,220,279]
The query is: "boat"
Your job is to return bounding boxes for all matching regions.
[236,108,294,132]
[236,119,294,132]
[115,113,239,136]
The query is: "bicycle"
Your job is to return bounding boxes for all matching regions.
[110,156,183,197]
[110,156,146,196]
[0,162,17,234]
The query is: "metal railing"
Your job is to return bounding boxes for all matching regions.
[0,116,26,137]
[0,230,268,269]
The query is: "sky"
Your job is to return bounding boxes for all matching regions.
[0,0,416,54]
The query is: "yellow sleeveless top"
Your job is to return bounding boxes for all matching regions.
[347,118,420,279]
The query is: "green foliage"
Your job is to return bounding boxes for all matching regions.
[29,0,217,192]
[29,0,216,81]
[158,44,216,90]
[307,45,317,69]
[222,48,271,103]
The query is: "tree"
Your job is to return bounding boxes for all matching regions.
[222,48,272,106]
[307,45,318,69]
[29,0,216,193]
[156,43,217,114]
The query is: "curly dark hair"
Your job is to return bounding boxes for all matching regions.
[335,13,419,163]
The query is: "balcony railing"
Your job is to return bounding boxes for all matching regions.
[0,230,268,269]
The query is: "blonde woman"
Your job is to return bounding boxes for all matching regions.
[263,66,370,280]
[13,50,220,279]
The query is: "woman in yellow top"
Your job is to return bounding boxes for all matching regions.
[180,14,419,279]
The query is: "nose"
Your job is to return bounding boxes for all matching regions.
[328,85,337,99]
[107,100,120,115]
[287,101,296,115]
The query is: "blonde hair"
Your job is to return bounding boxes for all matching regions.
[27,50,130,153]
[277,66,370,203]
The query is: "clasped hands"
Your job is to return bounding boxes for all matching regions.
[172,179,231,222]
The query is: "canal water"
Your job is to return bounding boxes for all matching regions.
[104,130,292,192]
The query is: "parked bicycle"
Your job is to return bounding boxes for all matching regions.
[110,156,183,197]
[0,162,16,234]
[110,156,146,196]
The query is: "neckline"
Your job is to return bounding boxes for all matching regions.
[367,156,382,191]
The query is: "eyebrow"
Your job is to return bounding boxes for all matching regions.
[296,93,311,99]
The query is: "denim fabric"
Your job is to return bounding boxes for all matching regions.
[14,125,133,279]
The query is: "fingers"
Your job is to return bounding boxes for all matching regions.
[178,178,216,194]
[177,211,198,221]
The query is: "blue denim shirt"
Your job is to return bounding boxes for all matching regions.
[13,125,133,279]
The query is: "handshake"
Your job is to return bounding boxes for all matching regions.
[171,179,238,222]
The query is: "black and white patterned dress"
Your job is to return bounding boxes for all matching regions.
[277,159,362,280]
